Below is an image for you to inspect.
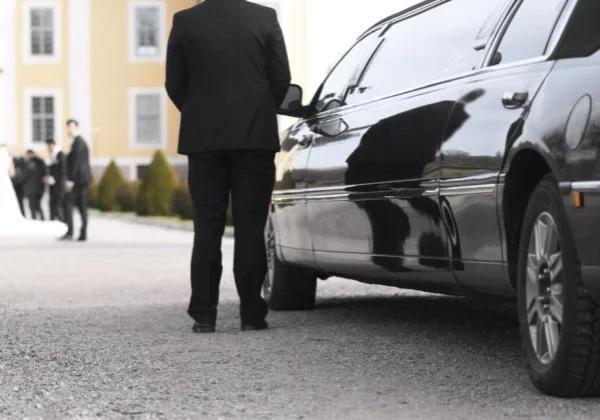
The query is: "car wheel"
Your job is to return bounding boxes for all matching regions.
[263,216,317,311]
[518,175,600,397]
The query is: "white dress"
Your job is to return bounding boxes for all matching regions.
[0,147,68,238]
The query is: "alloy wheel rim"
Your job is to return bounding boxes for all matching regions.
[525,212,564,365]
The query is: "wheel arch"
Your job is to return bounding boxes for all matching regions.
[502,145,559,289]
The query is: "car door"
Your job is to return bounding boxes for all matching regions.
[439,0,572,295]
[271,122,317,266]
[304,0,506,288]
[272,30,382,265]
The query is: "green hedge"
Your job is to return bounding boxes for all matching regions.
[136,151,179,216]
[89,182,99,209]
[171,182,234,225]
[172,182,193,220]
[97,161,126,212]
[117,181,139,212]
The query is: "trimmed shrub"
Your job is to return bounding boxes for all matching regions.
[171,181,193,220]
[89,182,99,209]
[136,150,179,216]
[117,181,139,212]
[97,161,126,212]
[171,183,234,225]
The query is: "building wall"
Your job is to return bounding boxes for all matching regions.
[2,0,310,180]
[16,0,70,152]
[90,0,194,180]
[0,0,18,147]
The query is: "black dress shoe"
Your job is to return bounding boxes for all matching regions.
[77,235,87,242]
[59,234,73,241]
[241,320,268,332]
[193,323,216,334]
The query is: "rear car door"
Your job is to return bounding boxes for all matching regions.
[440,0,573,295]
[304,0,507,287]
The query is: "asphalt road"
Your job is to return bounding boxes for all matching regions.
[1,217,600,419]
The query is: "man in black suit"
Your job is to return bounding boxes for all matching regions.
[23,150,46,220]
[11,155,26,216]
[45,139,67,221]
[166,0,291,333]
[61,119,92,242]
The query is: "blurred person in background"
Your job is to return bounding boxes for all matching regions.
[0,143,67,237]
[45,139,67,222]
[11,153,26,216]
[62,119,92,242]
[23,149,46,220]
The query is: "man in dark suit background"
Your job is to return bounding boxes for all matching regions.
[11,155,26,216]
[166,0,291,333]
[23,150,47,220]
[62,119,92,242]
[45,139,67,222]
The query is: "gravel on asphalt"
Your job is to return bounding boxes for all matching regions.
[1,217,600,419]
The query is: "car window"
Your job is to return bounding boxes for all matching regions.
[491,0,568,66]
[313,31,378,112]
[346,0,506,106]
[474,0,512,50]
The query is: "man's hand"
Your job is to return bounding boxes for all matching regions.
[65,180,74,193]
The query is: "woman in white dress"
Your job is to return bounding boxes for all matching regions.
[0,144,67,237]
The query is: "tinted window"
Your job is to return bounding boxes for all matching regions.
[555,0,600,59]
[492,0,568,66]
[313,32,378,112]
[346,0,506,105]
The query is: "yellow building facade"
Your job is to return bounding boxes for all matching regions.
[0,0,308,180]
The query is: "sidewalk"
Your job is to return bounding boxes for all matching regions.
[90,210,234,237]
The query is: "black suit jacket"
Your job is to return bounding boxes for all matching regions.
[67,136,92,187]
[23,157,46,197]
[166,0,291,154]
[49,150,67,193]
[11,157,27,187]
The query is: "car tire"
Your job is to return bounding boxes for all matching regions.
[263,216,317,311]
[518,175,600,397]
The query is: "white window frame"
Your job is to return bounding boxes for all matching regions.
[128,0,166,63]
[22,0,61,64]
[128,87,168,150]
[23,88,63,150]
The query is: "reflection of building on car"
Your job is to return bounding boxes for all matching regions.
[269,0,600,398]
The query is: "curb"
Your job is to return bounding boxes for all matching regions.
[90,210,235,238]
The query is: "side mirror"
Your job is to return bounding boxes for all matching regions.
[315,118,349,138]
[490,51,503,67]
[321,98,343,112]
[278,84,307,118]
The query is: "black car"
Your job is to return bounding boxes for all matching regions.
[270,0,600,397]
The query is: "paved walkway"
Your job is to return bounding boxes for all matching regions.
[1,217,600,419]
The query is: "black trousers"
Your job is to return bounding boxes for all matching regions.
[65,186,89,236]
[187,151,275,325]
[14,184,25,216]
[49,187,65,221]
[27,194,44,220]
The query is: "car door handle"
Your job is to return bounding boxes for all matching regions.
[298,135,314,147]
[502,91,529,109]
